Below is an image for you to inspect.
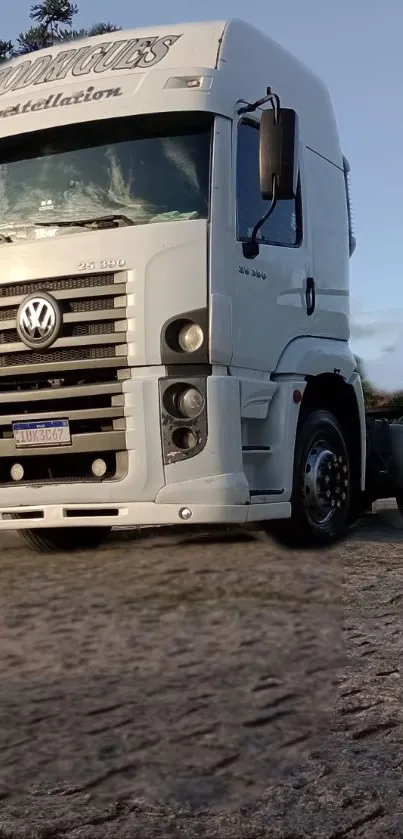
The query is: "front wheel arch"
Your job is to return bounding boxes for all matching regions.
[298,372,364,500]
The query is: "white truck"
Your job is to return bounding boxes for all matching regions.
[0,18,402,552]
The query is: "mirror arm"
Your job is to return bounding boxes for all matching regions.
[238,86,280,117]
[251,176,277,243]
[242,176,278,260]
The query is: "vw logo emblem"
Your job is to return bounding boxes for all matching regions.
[16,292,62,349]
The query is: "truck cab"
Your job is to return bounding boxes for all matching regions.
[0,19,401,551]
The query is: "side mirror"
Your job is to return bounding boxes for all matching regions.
[259,108,299,201]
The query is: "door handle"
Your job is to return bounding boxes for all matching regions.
[305,277,316,316]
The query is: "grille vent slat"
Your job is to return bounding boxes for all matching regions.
[0,295,117,322]
[0,345,117,367]
[0,273,114,298]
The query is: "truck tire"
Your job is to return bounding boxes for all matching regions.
[19,527,111,554]
[268,409,351,548]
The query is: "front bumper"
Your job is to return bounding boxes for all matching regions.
[0,499,291,529]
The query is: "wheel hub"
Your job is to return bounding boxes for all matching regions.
[304,440,349,525]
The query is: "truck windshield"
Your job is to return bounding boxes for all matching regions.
[0,112,212,238]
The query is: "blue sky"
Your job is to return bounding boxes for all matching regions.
[3,1,403,389]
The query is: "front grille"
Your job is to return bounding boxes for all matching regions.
[0,271,129,486]
[0,272,113,298]
[0,329,19,343]
[0,306,20,322]
[0,451,126,485]
[0,321,116,345]
[1,344,118,367]
[71,297,116,313]
[71,321,115,337]
[0,295,116,322]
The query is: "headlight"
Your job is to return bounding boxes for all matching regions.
[178,323,204,353]
[177,387,205,419]
[161,308,208,364]
[172,428,198,451]
[159,375,208,464]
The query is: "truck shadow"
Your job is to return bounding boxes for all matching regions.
[109,503,403,548]
[350,504,403,543]
[111,524,257,548]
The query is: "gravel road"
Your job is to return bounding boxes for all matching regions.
[0,503,402,838]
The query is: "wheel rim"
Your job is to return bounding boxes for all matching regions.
[303,436,349,526]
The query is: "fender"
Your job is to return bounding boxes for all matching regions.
[274,336,357,380]
[274,337,366,490]
[347,369,366,491]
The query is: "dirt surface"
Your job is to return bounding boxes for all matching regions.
[0,503,402,838]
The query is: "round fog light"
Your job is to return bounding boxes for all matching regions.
[10,463,24,482]
[177,387,204,419]
[172,427,198,451]
[91,458,107,478]
[178,323,204,353]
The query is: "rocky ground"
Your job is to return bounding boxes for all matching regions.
[0,502,402,838]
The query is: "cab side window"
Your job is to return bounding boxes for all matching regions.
[236,120,302,247]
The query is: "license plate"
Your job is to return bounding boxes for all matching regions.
[12,419,71,448]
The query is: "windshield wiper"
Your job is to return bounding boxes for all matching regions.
[34,214,134,229]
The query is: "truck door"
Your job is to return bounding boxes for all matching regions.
[230,114,314,374]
